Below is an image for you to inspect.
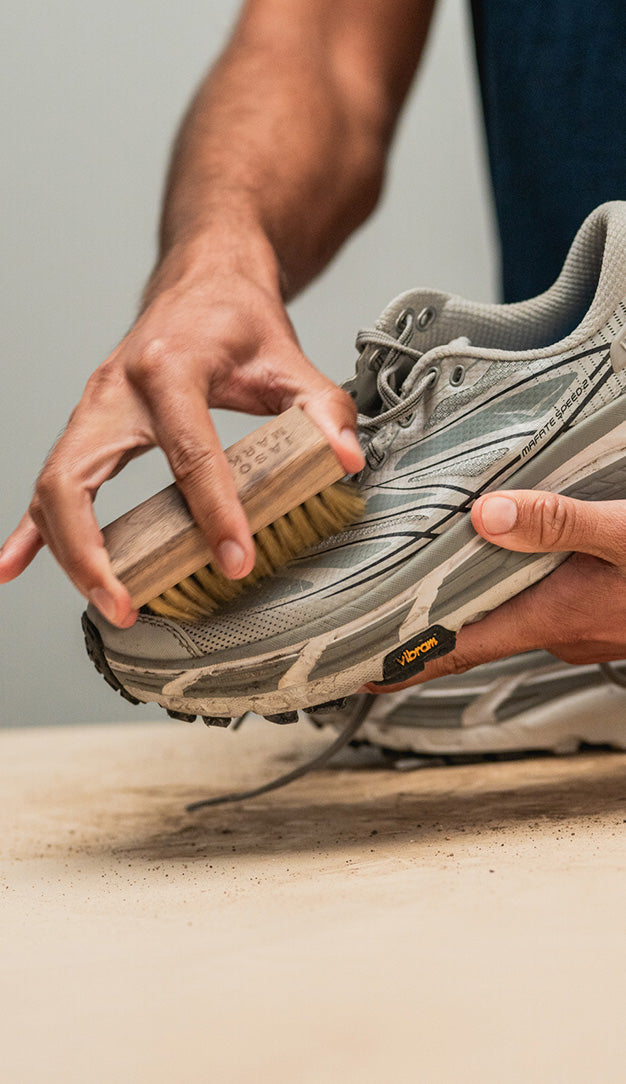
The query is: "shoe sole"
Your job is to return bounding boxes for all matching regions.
[346,683,626,756]
[86,398,626,722]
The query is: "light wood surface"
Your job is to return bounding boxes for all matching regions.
[102,407,343,608]
[2,717,625,1082]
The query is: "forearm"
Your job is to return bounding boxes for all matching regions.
[153,0,435,301]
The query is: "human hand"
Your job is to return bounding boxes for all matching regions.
[368,489,626,692]
[0,240,364,627]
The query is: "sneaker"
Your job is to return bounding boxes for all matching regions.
[182,654,626,811]
[307,652,626,759]
[83,201,626,723]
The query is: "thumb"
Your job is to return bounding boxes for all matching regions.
[472,490,626,566]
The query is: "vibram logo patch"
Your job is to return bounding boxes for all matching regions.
[395,635,439,666]
[380,624,456,685]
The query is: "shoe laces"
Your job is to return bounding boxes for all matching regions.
[354,314,440,466]
[185,695,376,811]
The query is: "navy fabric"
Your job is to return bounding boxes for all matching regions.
[470,0,626,302]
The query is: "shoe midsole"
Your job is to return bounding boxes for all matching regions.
[355,684,626,754]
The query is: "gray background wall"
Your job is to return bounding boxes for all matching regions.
[0,0,497,727]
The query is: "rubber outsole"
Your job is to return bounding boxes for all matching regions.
[82,612,141,707]
[82,611,347,728]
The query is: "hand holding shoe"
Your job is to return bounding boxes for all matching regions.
[371,489,626,692]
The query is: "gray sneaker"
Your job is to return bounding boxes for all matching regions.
[307,653,626,759]
[83,202,626,724]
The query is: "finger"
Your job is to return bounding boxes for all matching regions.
[148,386,256,579]
[294,383,365,475]
[28,395,147,626]
[472,491,626,566]
[32,473,137,627]
[2,359,147,624]
[0,513,44,582]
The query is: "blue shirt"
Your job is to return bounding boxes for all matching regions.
[471,0,626,301]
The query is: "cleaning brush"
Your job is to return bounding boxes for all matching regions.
[102,407,365,622]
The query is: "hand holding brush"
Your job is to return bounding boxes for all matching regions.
[103,406,365,622]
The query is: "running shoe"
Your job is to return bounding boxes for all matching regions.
[83,201,626,724]
[307,652,626,759]
[187,654,626,810]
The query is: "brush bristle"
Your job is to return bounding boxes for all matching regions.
[145,481,365,622]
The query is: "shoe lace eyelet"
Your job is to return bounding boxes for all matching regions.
[367,348,383,372]
[398,412,415,429]
[449,364,465,387]
[416,306,437,331]
[427,365,440,387]
[395,308,415,334]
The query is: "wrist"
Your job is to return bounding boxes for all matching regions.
[141,215,285,311]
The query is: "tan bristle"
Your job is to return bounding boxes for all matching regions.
[145,480,365,622]
[146,584,207,622]
[284,502,321,549]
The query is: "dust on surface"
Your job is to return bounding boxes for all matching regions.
[2,717,625,869]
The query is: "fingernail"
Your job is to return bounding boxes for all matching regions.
[89,588,118,624]
[217,539,247,578]
[480,496,518,535]
[340,428,365,466]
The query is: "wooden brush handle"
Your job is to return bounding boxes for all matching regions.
[102,407,345,608]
